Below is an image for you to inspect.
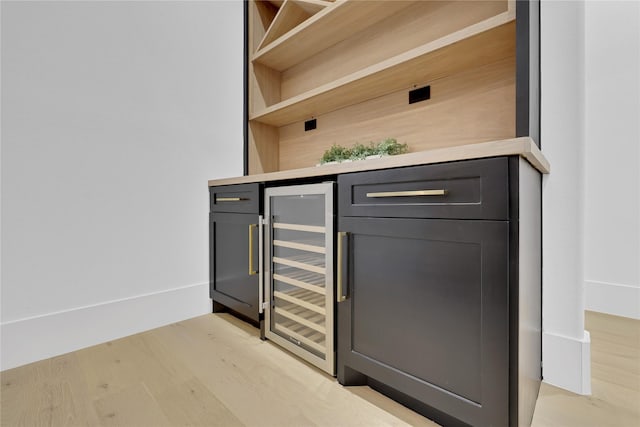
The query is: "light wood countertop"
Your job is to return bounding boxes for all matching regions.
[208,137,549,187]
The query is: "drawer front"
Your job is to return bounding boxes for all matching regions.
[210,183,261,213]
[338,157,509,220]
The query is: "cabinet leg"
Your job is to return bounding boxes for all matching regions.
[212,300,227,313]
[338,364,367,386]
[259,318,266,341]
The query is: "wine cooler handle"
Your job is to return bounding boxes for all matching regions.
[249,223,258,276]
[258,215,264,314]
[337,231,349,302]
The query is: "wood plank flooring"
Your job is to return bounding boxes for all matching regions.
[531,311,640,427]
[1,311,638,426]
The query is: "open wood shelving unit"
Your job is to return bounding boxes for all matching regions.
[246,0,525,175]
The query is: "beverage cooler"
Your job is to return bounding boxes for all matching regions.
[263,183,335,375]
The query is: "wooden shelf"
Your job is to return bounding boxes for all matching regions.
[274,239,325,254]
[273,256,326,275]
[250,14,515,127]
[253,0,416,71]
[274,272,325,294]
[257,0,332,51]
[274,289,326,315]
[274,306,326,334]
[273,222,325,233]
[292,0,333,15]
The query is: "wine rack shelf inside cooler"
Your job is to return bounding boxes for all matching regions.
[273,287,328,356]
[272,222,327,356]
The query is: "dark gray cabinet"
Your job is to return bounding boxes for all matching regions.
[337,157,542,427]
[208,157,542,426]
[209,184,262,322]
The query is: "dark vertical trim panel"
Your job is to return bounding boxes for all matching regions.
[515,0,530,139]
[516,0,541,146]
[530,0,541,146]
[243,0,249,176]
[209,209,216,300]
[508,157,520,427]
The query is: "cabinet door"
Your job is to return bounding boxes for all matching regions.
[337,217,508,426]
[210,212,260,321]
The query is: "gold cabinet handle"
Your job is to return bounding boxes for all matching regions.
[366,189,446,198]
[249,224,258,275]
[216,197,246,202]
[337,232,347,302]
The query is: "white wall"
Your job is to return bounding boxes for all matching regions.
[541,0,640,394]
[541,0,591,395]
[584,1,640,320]
[1,1,243,370]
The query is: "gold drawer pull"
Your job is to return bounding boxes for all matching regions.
[366,189,446,198]
[216,197,247,202]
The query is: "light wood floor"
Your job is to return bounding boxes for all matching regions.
[531,311,640,427]
[1,311,638,426]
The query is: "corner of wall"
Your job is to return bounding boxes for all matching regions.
[542,330,591,395]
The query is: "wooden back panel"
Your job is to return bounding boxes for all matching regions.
[279,56,515,170]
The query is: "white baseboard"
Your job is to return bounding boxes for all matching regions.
[585,280,640,320]
[0,282,211,371]
[542,330,591,395]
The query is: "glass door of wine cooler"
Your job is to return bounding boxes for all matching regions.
[264,183,334,375]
